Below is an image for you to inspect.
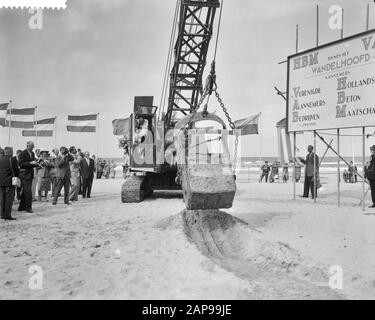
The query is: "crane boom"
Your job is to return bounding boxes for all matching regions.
[164,0,220,131]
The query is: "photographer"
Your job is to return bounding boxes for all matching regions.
[52,146,74,205]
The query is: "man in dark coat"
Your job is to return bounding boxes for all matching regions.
[298,145,319,199]
[18,141,39,213]
[0,147,19,220]
[52,146,74,205]
[368,145,375,208]
[80,151,95,198]
[258,161,270,183]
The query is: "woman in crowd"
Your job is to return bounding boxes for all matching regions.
[96,158,104,179]
[110,160,116,179]
[103,160,110,179]
[37,150,54,202]
[69,148,83,202]
[282,163,289,183]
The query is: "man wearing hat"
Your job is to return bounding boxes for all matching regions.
[368,145,375,208]
[298,145,319,199]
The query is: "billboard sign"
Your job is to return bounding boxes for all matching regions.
[287,29,375,132]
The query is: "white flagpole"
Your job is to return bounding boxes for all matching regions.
[8,100,12,145]
[54,116,57,148]
[34,106,38,148]
[96,113,100,158]
[259,112,262,162]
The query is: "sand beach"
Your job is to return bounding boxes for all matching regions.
[1,170,374,300]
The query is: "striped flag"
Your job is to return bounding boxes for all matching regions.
[67,114,97,132]
[6,107,35,128]
[0,103,8,127]
[22,117,56,137]
[234,114,260,135]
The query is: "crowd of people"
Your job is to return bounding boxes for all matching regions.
[95,158,117,179]
[259,160,299,183]
[257,145,375,206]
[0,141,96,220]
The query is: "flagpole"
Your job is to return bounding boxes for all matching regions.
[96,113,100,158]
[54,116,57,148]
[8,100,12,145]
[259,112,262,162]
[34,106,38,148]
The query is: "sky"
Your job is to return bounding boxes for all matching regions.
[0,0,374,159]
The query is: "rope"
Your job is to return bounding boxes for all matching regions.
[213,0,224,62]
[311,131,375,138]
[159,0,180,119]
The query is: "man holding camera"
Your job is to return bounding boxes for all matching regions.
[18,141,40,213]
[52,146,74,205]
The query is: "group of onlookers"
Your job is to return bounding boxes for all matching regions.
[259,145,320,198]
[0,141,96,221]
[95,158,117,179]
[259,160,299,183]
[257,144,375,207]
[343,161,358,183]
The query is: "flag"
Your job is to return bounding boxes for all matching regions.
[0,103,8,127]
[234,114,260,135]
[67,114,97,132]
[112,118,130,136]
[22,117,56,137]
[6,107,35,128]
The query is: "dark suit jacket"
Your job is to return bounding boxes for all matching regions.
[80,158,95,179]
[18,149,36,180]
[0,155,19,187]
[300,152,319,177]
[55,153,74,179]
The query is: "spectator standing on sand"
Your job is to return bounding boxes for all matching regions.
[343,169,349,183]
[103,160,110,179]
[50,148,59,196]
[282,163,289,183]
[348,161,355,183]
[259,160,270,183]
[368,145,375,208]
[269,161,280,183]
[294,160,302,183]
[69,148,82,202]
[15,149,22,201]
[110,160,116,179]
[37,150,54,202]
[0,147,19,220]
[298,145,319,199]
[96,158,104,179]
[80,151,95,198]
[18,141,40,213]
[365,161,370,180]
[52,146,74,205]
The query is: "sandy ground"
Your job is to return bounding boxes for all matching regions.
[0,171,374,300]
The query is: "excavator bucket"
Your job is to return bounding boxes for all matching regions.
[175,112,236,210]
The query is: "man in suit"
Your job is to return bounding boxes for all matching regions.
[52,146,74,205]
[80,151,95,198]
[298,145,319,199]
[0,147,19,220]
[368,145,375,208]
[18,141,39,213]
